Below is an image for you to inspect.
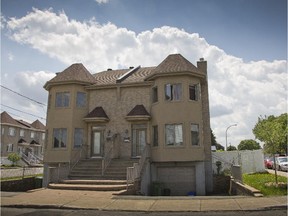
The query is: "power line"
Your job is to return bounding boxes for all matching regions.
[1,104,46,120]
[1,85,47,106]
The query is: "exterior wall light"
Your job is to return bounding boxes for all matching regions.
[123,129,130,143]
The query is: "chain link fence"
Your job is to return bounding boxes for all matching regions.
[1,167,43,179]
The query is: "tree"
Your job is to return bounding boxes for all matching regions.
[227,145,237,151]
[7,153,21,166]
[253,113,287,155]
[211,129,225,151]
[253,113,288,184]
[238,139,261,151]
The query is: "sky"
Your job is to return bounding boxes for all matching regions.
[1,0,287,148]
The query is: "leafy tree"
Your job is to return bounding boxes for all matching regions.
[253,113,288,184]
[7,153,21,166]
[227,145,237,151]
[238,139,261,151]
[253,113,287,155]
[211,129,225,151]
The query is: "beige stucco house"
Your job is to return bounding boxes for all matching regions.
[0,111,45,165]
[43,54,213,195]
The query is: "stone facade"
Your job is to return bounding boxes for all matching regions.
[43,54,213,195]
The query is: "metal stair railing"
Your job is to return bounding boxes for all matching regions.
[126,144,150,188]
[102,145,113,176]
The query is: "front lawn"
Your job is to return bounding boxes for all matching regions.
[243,172,287,196]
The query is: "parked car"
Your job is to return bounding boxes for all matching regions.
[264,157,274,169]
[273,156,288,171]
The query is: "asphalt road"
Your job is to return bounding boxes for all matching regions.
[1,207,287,216]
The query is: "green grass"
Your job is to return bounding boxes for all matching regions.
[243,172,287,196]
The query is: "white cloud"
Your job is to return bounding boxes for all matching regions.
[95,0,109,4]
[8,52,14,61]
[5,8,287,147]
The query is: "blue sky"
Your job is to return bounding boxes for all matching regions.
[1,0,287,147]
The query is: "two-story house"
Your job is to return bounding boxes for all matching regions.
[1,111,46,165]
[43,54,213,195]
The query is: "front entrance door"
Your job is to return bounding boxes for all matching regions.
[91,131,104,157]
[132,125,146,157]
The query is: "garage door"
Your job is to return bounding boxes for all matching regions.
[157,166,196,196]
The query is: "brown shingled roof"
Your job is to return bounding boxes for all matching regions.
[1,111,23,127]
[146,54,202,80]
[127,105,150,117]
[93,67,155,86]
[44,63,96,89]
[31,120,46,130]
[85,107,109,119]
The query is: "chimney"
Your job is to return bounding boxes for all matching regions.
[107,68,112,71]
[197,57,207,74]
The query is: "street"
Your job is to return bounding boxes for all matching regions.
[1,207,287,216]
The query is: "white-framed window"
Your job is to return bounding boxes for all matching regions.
[74,128,83,148]
[42,133,45,140]
[152,87,158,103]
[20,129,25,137]
[189,84,200,101]
[152,125,158,147]
[76,92,87,108]
[7,143,13,152]
[8,127,15,136]
[30,131,35,139]
[165,124,183,146]
[191,124,200,146]
[165,84,182,101]
[53,128,67,148]
[55,92,70,107]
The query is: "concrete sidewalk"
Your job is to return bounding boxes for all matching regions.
[1,189,287,212]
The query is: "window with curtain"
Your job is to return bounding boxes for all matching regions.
[55,92,70,107]
[165,124,183,146]
[165,84,182,101]
[53,128,67,148]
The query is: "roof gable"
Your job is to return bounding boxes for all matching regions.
[31,120,46,130]
[1,111,23,127]
[85,107,109,119]
[44,63,96,89]
[146,54,202,80]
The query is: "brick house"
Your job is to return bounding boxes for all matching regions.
[0,111,45,165]
[43,54,213,195]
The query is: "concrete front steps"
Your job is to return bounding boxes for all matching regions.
[48,158,138,192]
[48,179,130,191]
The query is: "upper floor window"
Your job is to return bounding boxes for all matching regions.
[55,92,70,107]
[74,128,84,148]
[165,124,183,146]
[2,127,4,135]
[42,133,45,140]
[152,87,158,103]
[31,131,35,139]
[8,127,15,136]
[191,124,199,146]
[152,125,158,146]
[53,128,67,148]
[165,84,182,101]
[20,129,25,137]
[76,92,87,108]
[189,84,200,101]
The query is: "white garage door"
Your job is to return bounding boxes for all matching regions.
[157,166,196,196]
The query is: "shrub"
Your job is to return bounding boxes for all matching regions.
[7,153,21,166]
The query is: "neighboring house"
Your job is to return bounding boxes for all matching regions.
[43,54,213,195]
[0,111,45,165]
